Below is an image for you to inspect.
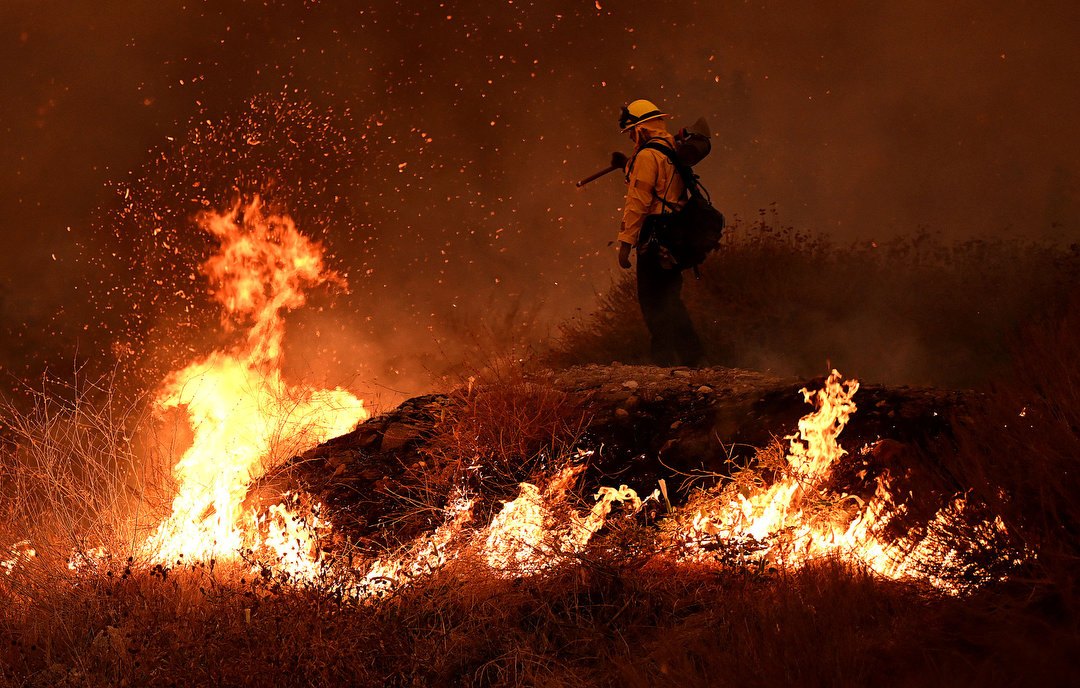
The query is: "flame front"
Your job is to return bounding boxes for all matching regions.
[141,201,367,570]
[480,464,643,575]
[672,369,975,586]
[686,371,863,564]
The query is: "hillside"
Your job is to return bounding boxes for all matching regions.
[5,361,1080,687]
[284,364,970,558]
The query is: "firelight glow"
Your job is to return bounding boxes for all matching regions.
[670,370,982,588]
[140,201,367,568]
[121,214,992,596]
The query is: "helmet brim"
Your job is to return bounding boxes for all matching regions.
[619,111,666,132]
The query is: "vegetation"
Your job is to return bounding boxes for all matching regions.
[552,210,1080,388]
[3,228,1080,685]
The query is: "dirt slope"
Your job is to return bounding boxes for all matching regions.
[275,365,970,552]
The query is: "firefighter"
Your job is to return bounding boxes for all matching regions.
[616,98,704,367]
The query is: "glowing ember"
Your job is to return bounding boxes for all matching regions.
[140,201,367,570]
[1,541,35,575]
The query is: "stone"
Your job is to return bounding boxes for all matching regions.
[381,423,423,451]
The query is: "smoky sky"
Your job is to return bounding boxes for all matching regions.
[2,0,1079,399]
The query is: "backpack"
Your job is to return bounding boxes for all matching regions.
[636,134,725,275]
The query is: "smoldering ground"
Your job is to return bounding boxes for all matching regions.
[2,0,1079,401]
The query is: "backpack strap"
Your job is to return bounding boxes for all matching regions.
[637,140,712,213]
[641,140,714,207]
[640,141,690,183]
[624,136,670,181]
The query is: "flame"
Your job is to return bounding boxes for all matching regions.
[670,369,985,588]
[360,494,477,594]
[2,541,35,575]
[685,370,864,565]
[349,460,648,596]
[480,463,644,575]
[140,200,367,572]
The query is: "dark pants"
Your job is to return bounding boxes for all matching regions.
[636,248,704,367]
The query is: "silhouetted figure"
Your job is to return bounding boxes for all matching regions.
[615,99,704,367]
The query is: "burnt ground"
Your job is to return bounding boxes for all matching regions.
[270,364,971,555]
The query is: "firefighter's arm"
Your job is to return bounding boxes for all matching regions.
[618,152,659,246]
[618,241,632,269]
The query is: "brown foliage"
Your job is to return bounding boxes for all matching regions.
[552,218,1080,387]
[3,550,1078,687]
[941,292,1080,615]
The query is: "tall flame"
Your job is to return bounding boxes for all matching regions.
[673,369,981,587]
[141,201,367,568]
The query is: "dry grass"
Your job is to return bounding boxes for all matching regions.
[431,361,592,477]
[5,268,1080,683]
[929,293,1080,617]
[0,372,168,594]
[551,219,1080,388]
[3,541,1078,687]
[382,359,595,529]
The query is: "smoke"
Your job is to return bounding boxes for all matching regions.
[2,0,1079,398]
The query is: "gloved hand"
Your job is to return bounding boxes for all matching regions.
[618,241,632,269]
[610,151,628,169]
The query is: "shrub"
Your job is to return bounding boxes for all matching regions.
[552,216,1080,388]
[941,290,1080,617]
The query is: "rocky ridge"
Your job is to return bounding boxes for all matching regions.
[268,364,970,554]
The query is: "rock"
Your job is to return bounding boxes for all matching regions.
[284,363,973,554]
[381,423,423,451]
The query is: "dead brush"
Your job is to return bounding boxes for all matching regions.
[0,372,174,683]
[408,358,594,519]
[0,372,171,586]
[550,276,647,367]
[550,222,1080,388]
[934,291,1080,614]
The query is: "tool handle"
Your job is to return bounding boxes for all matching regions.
[576,164,619,187]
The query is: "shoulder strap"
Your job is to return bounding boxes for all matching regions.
[626,136,667,181]
[641,140,713,206]
[641,141,690,184]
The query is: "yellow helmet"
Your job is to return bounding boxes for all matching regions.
[619,99,666,131]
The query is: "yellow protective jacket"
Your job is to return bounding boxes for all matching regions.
[618,120,686,246]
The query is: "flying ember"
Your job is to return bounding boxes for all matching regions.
[140,200,367,569]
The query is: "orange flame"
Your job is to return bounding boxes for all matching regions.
[350,460,648,595]
[673,369,978,587]
[141,201,367,571]
[480,463,644,576]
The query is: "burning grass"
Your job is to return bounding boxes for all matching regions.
[3,351,1079,685]
[2,535,1076,686]
[3,206,1080,683]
